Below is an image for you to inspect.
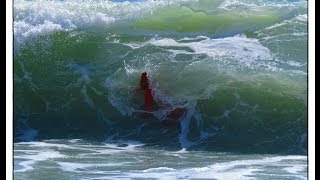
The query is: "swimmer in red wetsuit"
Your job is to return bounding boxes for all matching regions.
[140,72,153,111]
[138,72,186,123]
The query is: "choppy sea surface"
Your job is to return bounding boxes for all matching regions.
[14,139,307,179]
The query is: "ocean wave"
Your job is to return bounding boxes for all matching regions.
[13,0,307,154]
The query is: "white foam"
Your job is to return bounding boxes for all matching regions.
[287,60,304,67]
[142,167,176,173]
[283,164,306,174]
[58,162,95,172]
[17,140,144,154]
[68,139,82,143]
[265,21,288,30]
[120,155,306,179]
[19,150,65,161]
[58,162,125,172]
[192,167,259,180]
[179,36,208,42]
[14,20,62,45]
[292,32,307,36]
[15,160,35,172]
[176,148,187,153]
[217,0,300,10]
[295,14,307,22]
[89,13,116,27]
[218,0,243,10]
[14,150,65,172]
[14,140,145,173]
[148,35,272,61]
[15,141,104,155]
[188,155,306,179]
[266,14,307,30]
[14,0,171,45]
[14,150,39,153]
[58,162,128,175]
[134,155,304,180]
[14,141,307,179]
[16,141,75,149]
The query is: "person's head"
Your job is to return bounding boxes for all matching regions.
[140,72,149,90]
[141,72,147,78]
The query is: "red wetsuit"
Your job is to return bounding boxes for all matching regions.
[144,89,153,111]
[139,72,185,122]
[140,72,153,111]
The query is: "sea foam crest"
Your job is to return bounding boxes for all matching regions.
[148,34,273,61]
[13,0,171,45]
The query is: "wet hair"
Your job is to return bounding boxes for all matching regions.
[140,72,149,90]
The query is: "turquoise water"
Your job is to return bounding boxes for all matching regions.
[14,0,308,178]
